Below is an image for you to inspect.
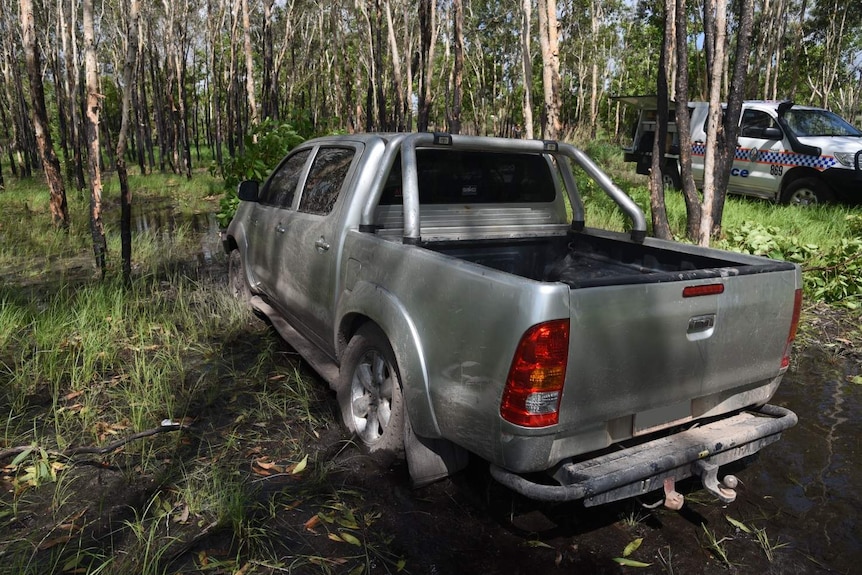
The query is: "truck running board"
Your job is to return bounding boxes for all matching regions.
[489,404,797,506]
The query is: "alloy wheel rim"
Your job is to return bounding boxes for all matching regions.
[790,188,818,205]
[350,349,393,444]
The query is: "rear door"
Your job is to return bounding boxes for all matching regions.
[731,108,783,198]
[269,145,360,354]
[247,148,312,297]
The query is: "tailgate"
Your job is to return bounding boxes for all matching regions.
[557,266,800,440]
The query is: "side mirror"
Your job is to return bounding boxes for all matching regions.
[761,127,783,140]
[237,180,259,202]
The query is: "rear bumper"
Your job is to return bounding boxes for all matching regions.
[489,404,797,506]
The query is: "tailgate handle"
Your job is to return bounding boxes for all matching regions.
[687,314,716,340]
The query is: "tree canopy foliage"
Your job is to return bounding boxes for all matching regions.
[1,0,859,203]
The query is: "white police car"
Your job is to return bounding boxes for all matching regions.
[619,97,862,205]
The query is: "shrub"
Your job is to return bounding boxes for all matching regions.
[720,218,862,308]
[213,120,305,227]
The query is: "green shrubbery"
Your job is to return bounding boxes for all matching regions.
[212,120,305,227]
[720,215,862,308]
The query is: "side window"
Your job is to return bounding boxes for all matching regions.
[740,110,779,138]
[298,147,355,215]
[261,149,311,208]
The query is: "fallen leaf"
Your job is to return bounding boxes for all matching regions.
[39,535,72,550]
[253,459,283,474]
[340,532,362,546]
[63,391,84,401]
[613,557,652,567]
[725,515,753,533]
[304,515,321,532]
[290,455,309,475]
[623,537,643,557]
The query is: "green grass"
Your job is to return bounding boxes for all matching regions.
[0,171,352,575]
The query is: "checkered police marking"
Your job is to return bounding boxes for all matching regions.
[691,144,837,171]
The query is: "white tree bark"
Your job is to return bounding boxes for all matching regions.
[699,0,727,246]
[520,0,534,139]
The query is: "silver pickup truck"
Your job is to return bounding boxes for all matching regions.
[223,133,800,508]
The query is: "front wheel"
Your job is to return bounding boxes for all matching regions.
[228,249,252,306]
[337,324,405,460]
[780,178,834,206]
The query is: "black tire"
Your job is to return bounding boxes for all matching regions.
[228,249,252,306]
[337,324,405,460]
[780,178,834,206]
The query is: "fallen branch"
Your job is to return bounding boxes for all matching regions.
[0,421,192,464]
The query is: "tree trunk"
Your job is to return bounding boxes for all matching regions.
[384,0,406,131]
[171,6,192,179]
[83,0,106,275]
[417,0,436,132]
[537,0,562,139]
[448,0,464,134]
[261,0,275,120]
[117,0,140,285]
[674,0,702,240]
[711,0,754,238]
[20,0,69,228]
[241,0,259,128]
[373,0,387,130]
[589,0,603,139]
[520,0,534,139]
[698,0,727,247]
[649,0,673,240]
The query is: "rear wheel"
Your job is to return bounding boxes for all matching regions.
[781,178,834,205]
[337,324,405,460]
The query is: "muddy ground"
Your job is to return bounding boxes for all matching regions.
[181,311,861,575]
[2,242,860,574]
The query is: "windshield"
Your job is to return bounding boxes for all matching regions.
[783,109,862,137]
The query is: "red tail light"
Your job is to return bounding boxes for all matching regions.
[781,289,803,370]
[683,283,725,297]
[501,319,570,427]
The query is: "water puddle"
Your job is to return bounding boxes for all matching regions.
[125,201,224,267]
[747,348,861,571]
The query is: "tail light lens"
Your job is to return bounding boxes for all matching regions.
[501,319,570,427]
[781,289,803,370]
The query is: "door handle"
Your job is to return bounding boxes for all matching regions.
[275,223,286,234]
[314,237,330,252]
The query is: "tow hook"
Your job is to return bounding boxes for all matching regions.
[693,460,738,503]
[663,477,684,510]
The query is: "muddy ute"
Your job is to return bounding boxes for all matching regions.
[223,133,799,508]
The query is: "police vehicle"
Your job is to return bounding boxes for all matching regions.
[617,96,862,205]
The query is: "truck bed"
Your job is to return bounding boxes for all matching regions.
[424,229,794,288]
